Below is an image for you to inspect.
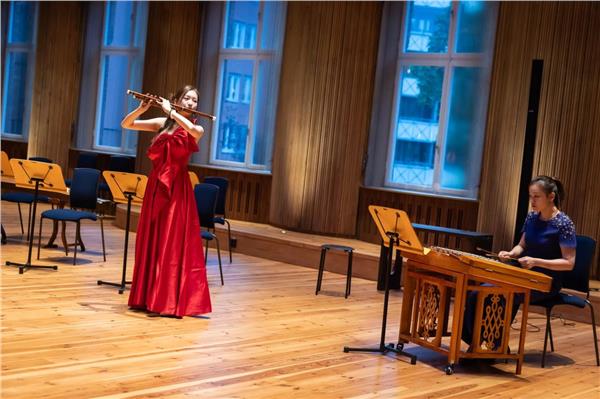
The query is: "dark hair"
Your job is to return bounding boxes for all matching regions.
[530,175,564,208]
[157,85,199,134]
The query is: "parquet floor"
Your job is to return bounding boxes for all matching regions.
[1,202,599,398]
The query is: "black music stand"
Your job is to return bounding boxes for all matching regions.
[4,159,67,274]
[343,205,424,364]
[97,171,147,294]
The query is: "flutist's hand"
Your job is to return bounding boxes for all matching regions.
[158,97,172,115]
[137,99,153,113]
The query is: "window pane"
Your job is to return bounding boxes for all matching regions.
[441,67,482,190]
[104,1,134,47]
[455,1,492,53]
[404,0,451,53]
[97,55,128,147]
[260,1,285,50]
[224,1,259,50]
[251,59,279,165]
[391,65,444,187]
[216,59,253,162]
[8,1,35,44]
[1,52,29,135]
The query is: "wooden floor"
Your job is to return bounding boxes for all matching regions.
[1,202,599,398]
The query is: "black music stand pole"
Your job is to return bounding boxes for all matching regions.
[97,191,134,294]
[5,177,58,274]
[343,229,417,364]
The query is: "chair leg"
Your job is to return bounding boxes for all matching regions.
[541,307,551,368]
[586,299,600,366]
[204,238,209,261]
[73,222,80,265]
[100,218,106,261]
[215,235,223,285]
[37,216,44,260]
[17,203,24,234]
[224,219,232,263]
[548,312,555,352]
[345,251,353,298]
[76,223,85,252]
[61,221,68,256]
[316,248,326,295]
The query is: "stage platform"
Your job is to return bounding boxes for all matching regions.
[114,205,600,324]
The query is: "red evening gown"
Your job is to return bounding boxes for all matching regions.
[128,126,212,316]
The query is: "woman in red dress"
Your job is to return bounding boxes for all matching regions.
[121,85,211,317]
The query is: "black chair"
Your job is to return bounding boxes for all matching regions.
[37,168,106,265]
[194,183,224,285]
[532,235,599,368]
[203,176,232,263]
[66,152,98,187]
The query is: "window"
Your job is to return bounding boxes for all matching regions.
[383,0,497,198]
[211,1,286,169]
[93,1,147,154]
[1,1,38,139]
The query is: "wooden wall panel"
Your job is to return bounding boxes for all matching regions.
[270,2,382,236]
[27,2,85,172]
[135,2,204,175]
[357,187,479,250]
[479,2,600,278]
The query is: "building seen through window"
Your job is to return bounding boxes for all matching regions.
[94,1,147,154]
[212,1,286,169]
[388,0,497,197]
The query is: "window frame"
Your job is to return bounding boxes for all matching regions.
[209,1,285,171]
[1,1,39,140]
[92,1,147,155]
[383,1,496,199]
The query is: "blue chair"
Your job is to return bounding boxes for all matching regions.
[28,156,53,163]
[203,176,232,263]
[66,152,98,187]
[1,191,50,236]
[532,235,599,368]
[194,183,224,285]
[37,168,106,265]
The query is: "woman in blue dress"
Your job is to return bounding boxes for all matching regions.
[462,176,577,347]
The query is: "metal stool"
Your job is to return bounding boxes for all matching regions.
[315,244,354,298]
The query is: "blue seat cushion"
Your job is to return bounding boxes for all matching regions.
[214,216,225,225]
[41,209,97,222]
[2,192,50,203]
[201,230,215,241]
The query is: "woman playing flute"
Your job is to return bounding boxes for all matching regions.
[121,85,211,318]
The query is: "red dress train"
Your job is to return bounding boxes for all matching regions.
[128,127,212,316]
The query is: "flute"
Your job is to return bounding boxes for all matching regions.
[126,89,216,121]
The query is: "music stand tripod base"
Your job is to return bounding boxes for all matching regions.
[5,160,65,274]
[343,207,419,365]
[97,172,146,294]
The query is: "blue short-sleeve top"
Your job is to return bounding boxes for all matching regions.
[521,211,576,292]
